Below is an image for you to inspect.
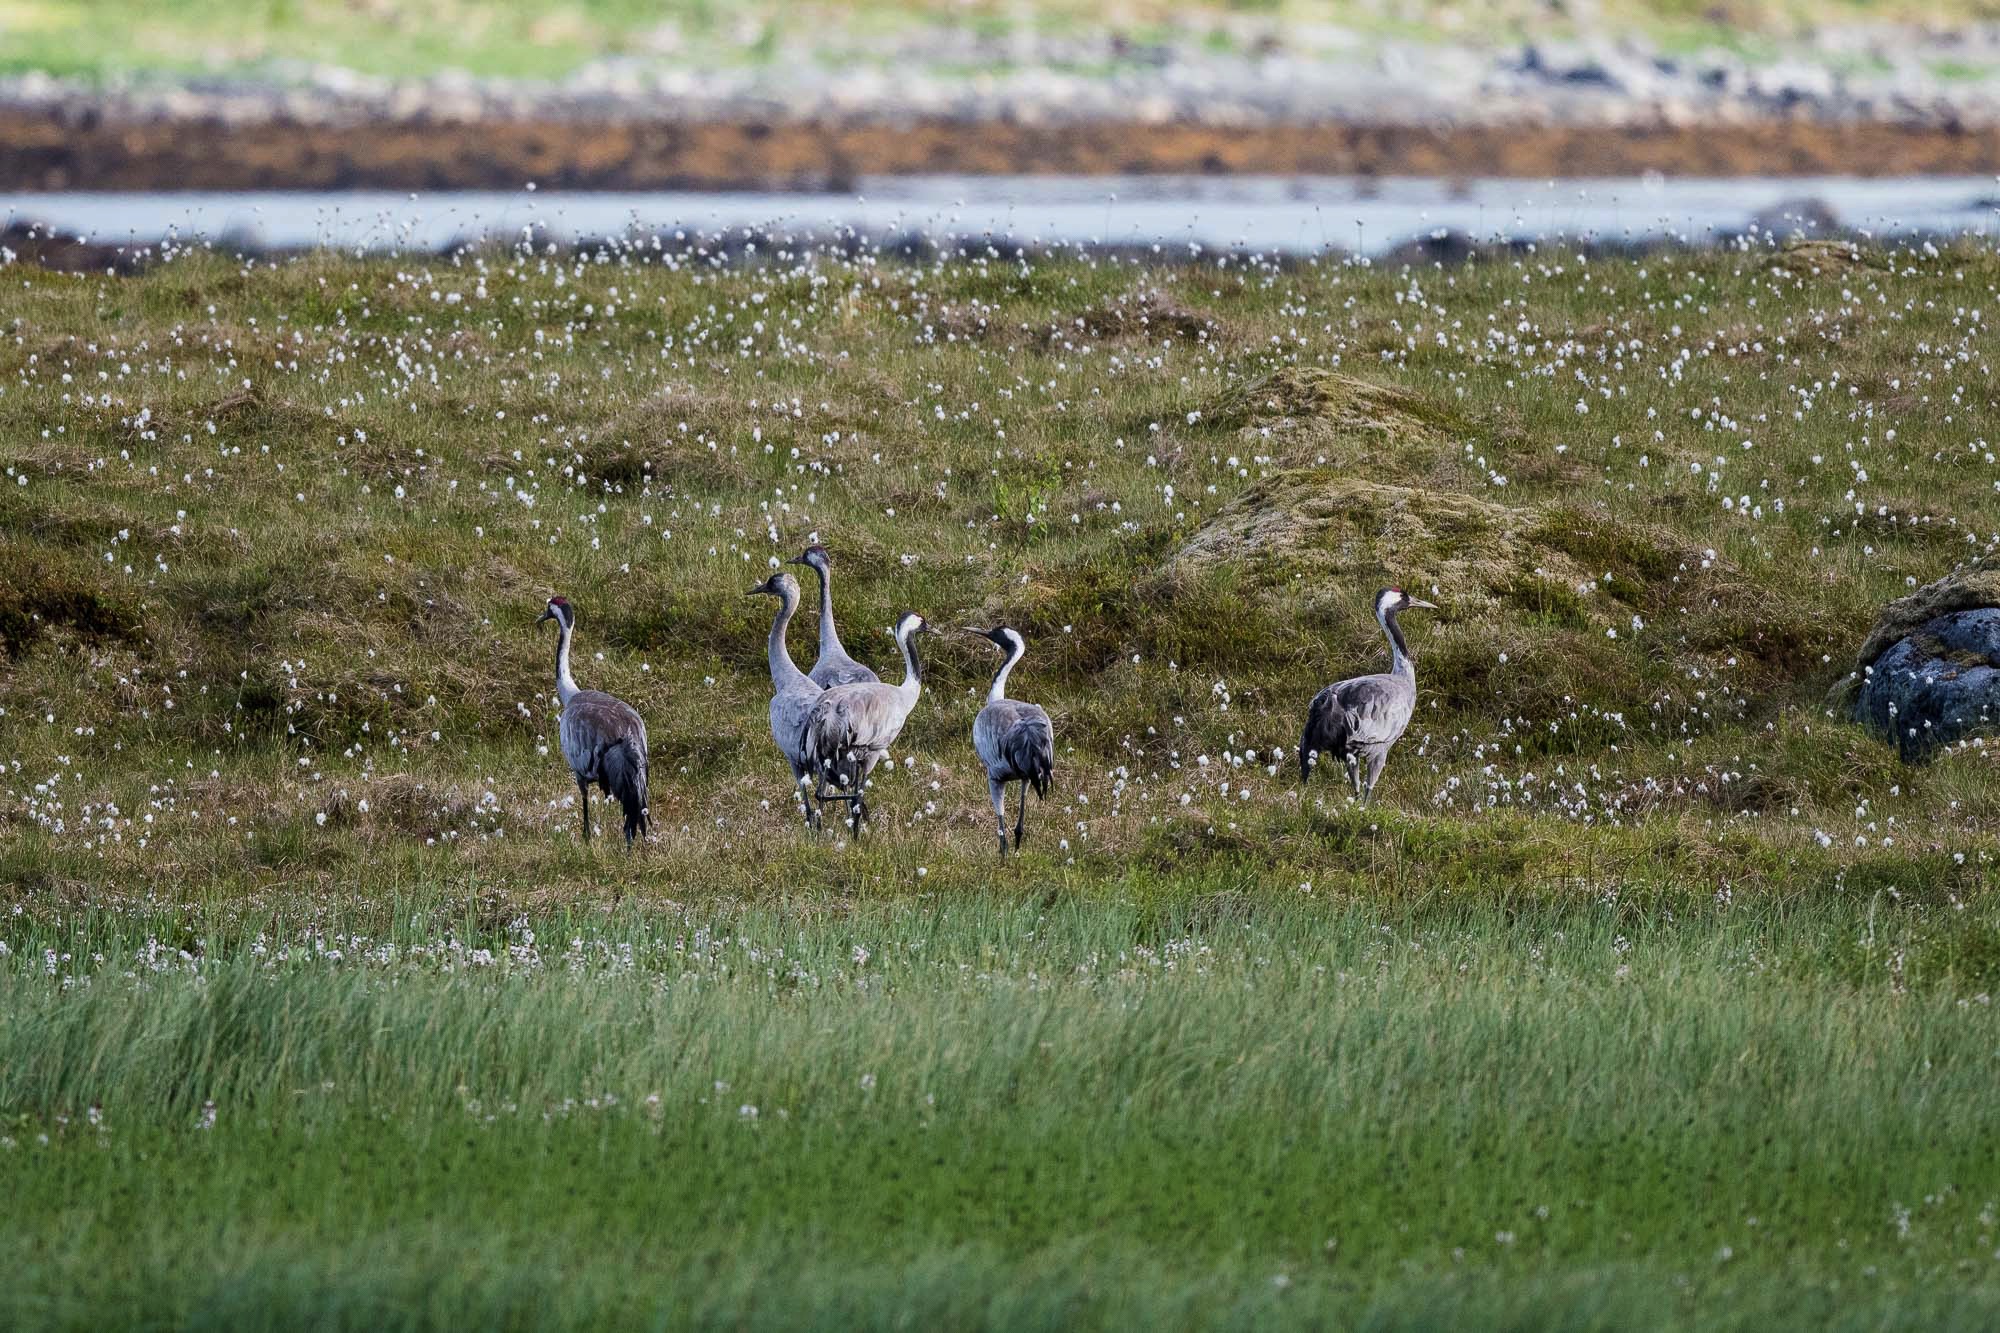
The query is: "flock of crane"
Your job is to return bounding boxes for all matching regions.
[538,545,1435,853]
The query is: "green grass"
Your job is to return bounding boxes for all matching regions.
[5,893,2000,1329]
[3,0,1989,84]
[3,234,2000,1325]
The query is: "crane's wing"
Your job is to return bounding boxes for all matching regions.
[561,690,646,778]
[1000,707,1054,795]
[1301,676,1411,778]
[1330,676,1412,748]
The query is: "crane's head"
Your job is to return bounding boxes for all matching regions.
[1375,587,1437,619]
[538,596,574,629]
[893,611,930,642]
[784,543,832,574]
[960,625,1025,657]
[747,571,800,602]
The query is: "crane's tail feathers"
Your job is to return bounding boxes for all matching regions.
[802,719,868,792]
[1299,705,1344,786]
[1004,719,1055,800]
[600,740,649,846]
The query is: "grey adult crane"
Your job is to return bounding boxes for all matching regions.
[964,626,1055,854]
[538,596,650,846]
[800,611,930,833]
[785,544,879,688]
[748,570,825,829]
[1299,587,1437,804]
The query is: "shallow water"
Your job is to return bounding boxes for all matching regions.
[5,175,1999,254]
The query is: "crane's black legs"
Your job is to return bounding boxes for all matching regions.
[813,772,866,837]
[577,776,592,840]
[1014,780,1028,850]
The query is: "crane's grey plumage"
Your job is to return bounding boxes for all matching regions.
[786,544,879,689]
[538,596,650,846]
[1299,587,1437,804]
[800,611,929,833]
[748,570,825,829]
[965,626,1055,854]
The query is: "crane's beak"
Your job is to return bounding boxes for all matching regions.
[536,609,554,624]
[1409,598,1438,610]
[782,554,806,567]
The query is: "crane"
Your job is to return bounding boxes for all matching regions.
[1299,587,1437,805]
[785,544,879,688]
[964,626,1055,854]
[800,611,930,834]
[537,596,650,846]
[748,570,825,829]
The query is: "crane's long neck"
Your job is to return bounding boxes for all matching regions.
[895,625,924,697]
[1380,606,1414,681]
[768,588,810,689]
[554,619,581,704]
[987,640,1024,704]
[810,563,847,659]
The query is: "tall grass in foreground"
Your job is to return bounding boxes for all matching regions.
[4,892,1997,1329]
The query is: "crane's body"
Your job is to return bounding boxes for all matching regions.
[801,611,929,833]
[787,545,879,689]
[749,571,825,828]
[539,597,650,846]
[1299,588,1436,804]
[967,627,1055,854]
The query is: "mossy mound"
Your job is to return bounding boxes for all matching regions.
[1175,474,1523,587]
[1052,289,1216,345]
[1767,238,1887,275]
[1170,471,1687,622]
[1200,367,1457,443]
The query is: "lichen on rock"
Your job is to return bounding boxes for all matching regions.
[1835,555,2000,759]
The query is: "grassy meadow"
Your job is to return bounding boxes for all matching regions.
[3,231,2000,1326]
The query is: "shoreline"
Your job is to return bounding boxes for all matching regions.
[10,113,2000,191]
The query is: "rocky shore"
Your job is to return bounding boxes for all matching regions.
[12,25,2000,187]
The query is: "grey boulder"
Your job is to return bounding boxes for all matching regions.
[1853,607,2000,761]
